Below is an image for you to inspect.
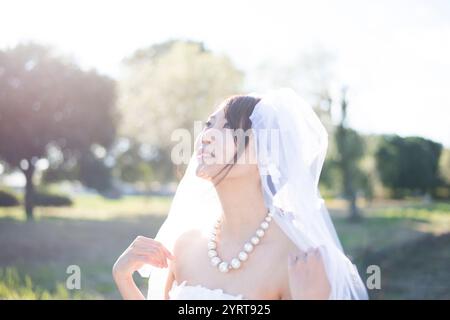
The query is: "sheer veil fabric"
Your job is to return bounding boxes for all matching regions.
[138,88,368,300]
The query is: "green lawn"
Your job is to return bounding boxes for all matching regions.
[0,194,172,221]
[333,201,450,259]
[0,196,449,299]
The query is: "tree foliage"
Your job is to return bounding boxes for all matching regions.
[118,40,243,181]
[0,43,117,219]
[375,135,442,198]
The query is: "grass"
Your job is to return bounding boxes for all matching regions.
[330,200,450,299]
[0,195,172,221]
[0,267,99,299]
[331,200,450,257]
[363,233,450,299]
[0,194,169,299]
[0,195,449,299]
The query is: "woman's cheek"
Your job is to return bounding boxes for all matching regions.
[222,132,236,164]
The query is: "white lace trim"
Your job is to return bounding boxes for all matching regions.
[168,280,245,300]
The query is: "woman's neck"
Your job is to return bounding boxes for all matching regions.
[214,174,268,241]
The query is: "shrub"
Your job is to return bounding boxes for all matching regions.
[0,189,20,207]
[34,192,73,207]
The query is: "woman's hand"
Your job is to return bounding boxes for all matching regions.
[112,236,175,299]
[287,247,331,300]
[113,236,174,278]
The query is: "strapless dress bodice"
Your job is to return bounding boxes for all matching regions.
[168,280,245,300]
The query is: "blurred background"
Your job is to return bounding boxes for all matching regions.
[0,0,449,299]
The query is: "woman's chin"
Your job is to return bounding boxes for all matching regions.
[195,163,221,181]
[195,164,211,180]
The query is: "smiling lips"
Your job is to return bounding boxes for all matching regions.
[197,148,215,158]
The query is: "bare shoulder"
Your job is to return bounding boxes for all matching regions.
[170,228,207,287]
[173,229,204,257]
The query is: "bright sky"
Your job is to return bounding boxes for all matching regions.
[1,0,449,147]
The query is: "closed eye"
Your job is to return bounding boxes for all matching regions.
[204,115,216,128]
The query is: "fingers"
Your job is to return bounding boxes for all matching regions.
[132,236,175,268]
[136,254,164,268]
[288,247,323,267]
[161,246,176,260]
[287,246,331,300]
[288,251,305,269]
[309,246,325,262]
[149,241,175,264]
[134,236,174,258]
[288,253,299,267]
[132,247,166,266]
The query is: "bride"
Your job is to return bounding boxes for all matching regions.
[112,88,368,300]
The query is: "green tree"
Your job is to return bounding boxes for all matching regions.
[334,88,366,221]
[436,148,450,199]
[118,40,243,182]
[375,135,442,198]
[439,148,450,186]
[113,139,155,188]
[0,43,117,220]
[43,146,115,194]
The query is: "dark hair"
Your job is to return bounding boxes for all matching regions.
[212,95,261,185]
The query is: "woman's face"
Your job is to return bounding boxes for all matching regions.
[195,104,258,182]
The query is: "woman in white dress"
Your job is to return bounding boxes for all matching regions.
[113,88,368,300]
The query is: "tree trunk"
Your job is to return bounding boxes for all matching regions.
[23,163,36,221]
[349,192,360,222]
[344,167,361,222]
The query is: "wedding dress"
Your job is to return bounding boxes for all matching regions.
[168,280,245,300]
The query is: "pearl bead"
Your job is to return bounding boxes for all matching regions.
[251,236,260,245]
[208,210,274,273]
[231,258,241,269]
[208,250,217,258]
[211,257,221,266]
[256,229,265,237]
[219,262,229,273]
[207,241,217,250]
[244,242,253,252]
[238,251,248,261]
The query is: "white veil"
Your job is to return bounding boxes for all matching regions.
[138,88,368,300]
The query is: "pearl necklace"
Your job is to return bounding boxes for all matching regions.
[207,209,273,273]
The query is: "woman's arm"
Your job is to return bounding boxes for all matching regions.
[163,262,176,300]
[113,272,145,300]
[113,236,174,300]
